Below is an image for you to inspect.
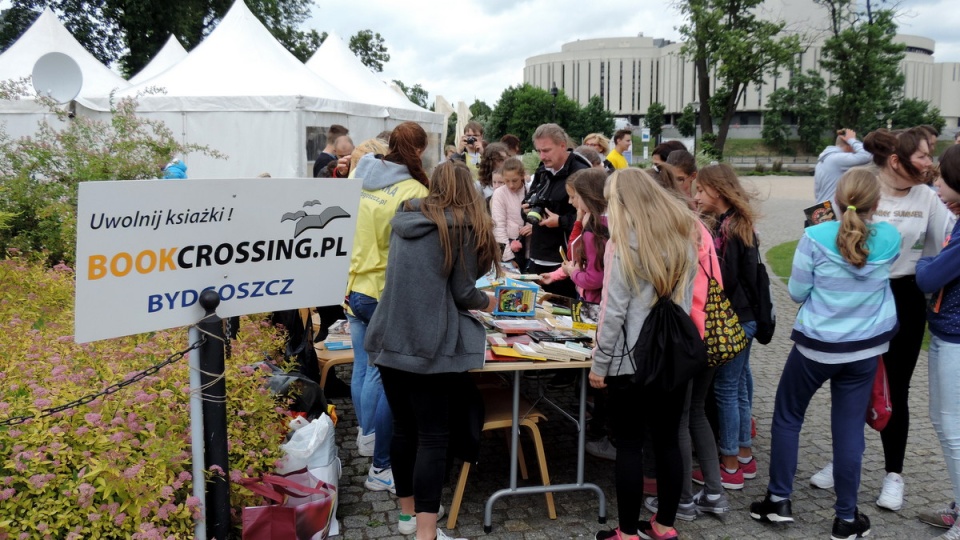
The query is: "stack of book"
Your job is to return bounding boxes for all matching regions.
[323,320,352,351]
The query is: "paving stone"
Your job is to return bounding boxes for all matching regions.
[329,177,951,538]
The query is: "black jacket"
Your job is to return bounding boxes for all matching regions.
[526,150,592,262]
[714,211,760,323]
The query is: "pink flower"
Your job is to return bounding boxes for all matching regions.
[0,488,15,500]
[122,464,142,479]
[113,513,126,526]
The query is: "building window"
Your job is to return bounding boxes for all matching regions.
[619,60,624,112]
[600,61,605,104]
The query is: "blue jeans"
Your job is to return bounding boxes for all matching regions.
[347,291,393,469]
[768,347,876,520]
[929,336,960,505]
[713,320,756,456]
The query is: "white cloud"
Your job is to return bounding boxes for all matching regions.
[307,0,960,109]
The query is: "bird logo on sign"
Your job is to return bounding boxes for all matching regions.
[281,200,351,237]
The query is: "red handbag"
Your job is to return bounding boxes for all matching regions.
[241,468,336,540]
[866,356,892,431]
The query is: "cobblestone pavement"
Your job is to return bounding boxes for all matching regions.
[330,176,950,539]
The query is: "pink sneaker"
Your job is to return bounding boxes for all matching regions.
[720,466,744,490]
[643,476,657,496]
[692,468,705,486]
[740,457,757,479]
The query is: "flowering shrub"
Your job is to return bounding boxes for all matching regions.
[0,257,290,538]
[0,79,225,266]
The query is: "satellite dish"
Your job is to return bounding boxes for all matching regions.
[32,52,83,104]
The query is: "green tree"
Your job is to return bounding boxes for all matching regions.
[469,99,492,119]
[486,84,580,152]
[762,70,830,153]
[677,104,697,138]
[0,79,222,265]
[393,80,429,109]
[761,91,789,153]
[646,102,665,144]
[0,1,354,76]
[444,112,457,147]
[817,0,904,132]
[678,0,802,156]
[575,95,615,140]
[889,98,945,132]
[349,29,390,73]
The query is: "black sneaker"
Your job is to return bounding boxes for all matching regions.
[749,492,794,523]
[831,508,870,540]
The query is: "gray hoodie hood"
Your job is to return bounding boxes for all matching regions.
[354,153,418,191]
[390,200,474,241]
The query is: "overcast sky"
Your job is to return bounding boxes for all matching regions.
[307,0,960,108]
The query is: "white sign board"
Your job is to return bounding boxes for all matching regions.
[75,178,361,343]
[641,128,651,143]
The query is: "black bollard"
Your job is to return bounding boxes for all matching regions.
[197,290,231,540]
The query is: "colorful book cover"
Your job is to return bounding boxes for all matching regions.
[803,200,837,226]
[493,278,539,317]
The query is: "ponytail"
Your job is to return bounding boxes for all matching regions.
[834,169,881,268]
[384,122,430,187]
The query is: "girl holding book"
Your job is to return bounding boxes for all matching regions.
[539,168,609,304]
[750,169,900,539]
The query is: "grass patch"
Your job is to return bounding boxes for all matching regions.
[765,240,798,285]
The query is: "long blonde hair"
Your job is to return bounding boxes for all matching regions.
[409,161,502,276]
[606,168,697,304]
[696,163,757,247]
[835,169,881,268]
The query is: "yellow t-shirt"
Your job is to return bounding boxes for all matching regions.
[607,149,628,169]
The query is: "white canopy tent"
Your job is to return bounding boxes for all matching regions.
[0,7,129,139]
[304,33,444,164]
[128,35,188,85]
[80,0,441,178]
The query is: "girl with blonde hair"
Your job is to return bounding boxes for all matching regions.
[693,163,761,489]
[751,169,899,539]
[591,168,699,540]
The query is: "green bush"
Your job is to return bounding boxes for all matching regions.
[0,257,289,538]
[0,81,224,266]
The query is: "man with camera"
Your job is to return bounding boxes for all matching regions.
[524,123,590,298]
[457,121,485,180]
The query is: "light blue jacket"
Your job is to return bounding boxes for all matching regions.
[789,220,900,353]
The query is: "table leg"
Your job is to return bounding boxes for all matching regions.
[482,368,607,533]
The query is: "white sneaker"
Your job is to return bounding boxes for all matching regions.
[586,436,617,461]
[397,505,445,535]
[357,430,375,457]
[811,461,834,489]
[364,465,396,494]
[436,528,466,540]
[876,472,904,511]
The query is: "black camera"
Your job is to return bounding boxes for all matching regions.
[465,136,477,145]
[524,192,545,225]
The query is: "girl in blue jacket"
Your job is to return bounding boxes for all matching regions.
[750,169,900,540]
[916,144,960,540]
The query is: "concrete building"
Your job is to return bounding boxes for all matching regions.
[523,2,960,136]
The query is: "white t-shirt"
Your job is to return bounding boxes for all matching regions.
[874,184,955,278]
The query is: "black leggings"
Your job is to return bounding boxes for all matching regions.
[880,276,927,474]
[380,366,472,513]
[608,376,687,531]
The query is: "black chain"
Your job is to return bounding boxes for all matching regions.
[0,334,207,428]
